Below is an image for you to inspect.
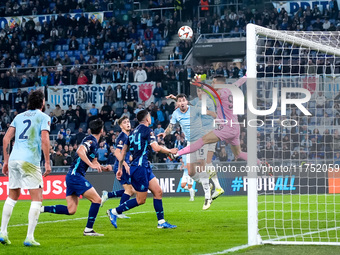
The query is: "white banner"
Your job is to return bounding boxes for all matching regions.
[273,1,340,14]
[47,83,156,110]
[0,12,103,29]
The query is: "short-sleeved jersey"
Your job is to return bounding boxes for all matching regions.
[113,131,131,171]
[219,87,238,123]
[128,124,156,167]
[191,96,215,135]
[68,135,98,176]
[9,110,51,166]
[170,105,203,142]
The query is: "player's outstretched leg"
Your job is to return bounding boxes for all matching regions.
[149,178,176,229]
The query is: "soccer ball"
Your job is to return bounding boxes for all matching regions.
[178,26,193,40]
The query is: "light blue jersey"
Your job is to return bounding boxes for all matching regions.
[9,110,51,166]
[182,155,189,176]
[170,105,203,142]
[191,97,215,135]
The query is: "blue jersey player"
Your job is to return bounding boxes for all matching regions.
[41,119,110,236]
[107,110,178,229]
[100,116,136,215]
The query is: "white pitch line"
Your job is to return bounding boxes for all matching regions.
[200,244,250,255]
[8,211,152,228]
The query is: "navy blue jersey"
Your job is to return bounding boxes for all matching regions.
[68,135,98,176]
[128,124,156,167]
[113,131,131,171]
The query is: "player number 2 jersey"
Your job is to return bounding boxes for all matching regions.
[9,110,51,166]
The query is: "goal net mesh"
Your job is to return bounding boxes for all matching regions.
[252,28,340,244]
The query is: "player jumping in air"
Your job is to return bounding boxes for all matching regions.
[158,94,216,210]
[107,110,178,229]
[168,87,225,200]
[175,75,262,166]
[0,90,51,246]
[101,116,136,218]
[41,118,109,236]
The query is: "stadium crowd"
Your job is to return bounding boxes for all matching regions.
[0,0,340,167]
[195,1,340,35]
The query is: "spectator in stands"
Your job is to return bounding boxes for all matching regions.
[121,108,131,119]
[77,70,88,85]
[56,133,66,147]
[89,104,98,116]
[75,127,86,145]
[97,142,108,164]
[134,66,147,82]
[53,104,62,119]
[107,146,116,165]
[153,82,164,106]
[154,123,165,137]
[76,86,86,107]
[124,84,137,108]
[315,92,326,108]
[89,69,102,85]
[134,104,144,115]
[53,149,65,166]
[149,43,158,60]
[104,85,115,106]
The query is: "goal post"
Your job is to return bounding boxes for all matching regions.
[246,23,340,246]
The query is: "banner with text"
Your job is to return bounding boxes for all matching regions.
[47,82,156,110]
[0,12,103,29]
[273,1,340,14]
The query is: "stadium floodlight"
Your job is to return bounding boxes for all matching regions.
[247,23,340,246]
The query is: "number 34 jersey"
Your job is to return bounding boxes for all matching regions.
[9,109,51,166]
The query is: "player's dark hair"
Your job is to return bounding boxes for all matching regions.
[28,90,44,110]
[137,109,149,122]
[176,94,188,101]
[213,75,226,83]
[118,115,129,126]
[89,118,104,135]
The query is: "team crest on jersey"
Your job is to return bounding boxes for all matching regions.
[84,141,93,147]
[48,121,50,126]
[119,140,123,145]
[150,132,154,136]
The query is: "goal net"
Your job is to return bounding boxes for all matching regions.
[246,24,340,246]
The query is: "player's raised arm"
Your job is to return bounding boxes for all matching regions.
[158,123,175,139]
[41,130,51,177]
[2,127,15,176]
[77,145,101,172]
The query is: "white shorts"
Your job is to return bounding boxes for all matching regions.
[186,141,208,164]
[181,175,194,185]
[8,160,43,189]
[207,142,217,152]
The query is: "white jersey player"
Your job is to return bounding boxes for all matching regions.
[0,90,51,246]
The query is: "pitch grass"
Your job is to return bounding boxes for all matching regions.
[0,196,339,255]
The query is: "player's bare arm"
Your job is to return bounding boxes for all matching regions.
[207,109,217,119]
[77,145,102,172]
[41,130,52,177]
[2,127,15,176]
[150,142,178,155]
[158,123,174,139]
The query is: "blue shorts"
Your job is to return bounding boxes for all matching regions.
[113,165,131,185]
[66,174,93,197]
[130,165,155,192]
